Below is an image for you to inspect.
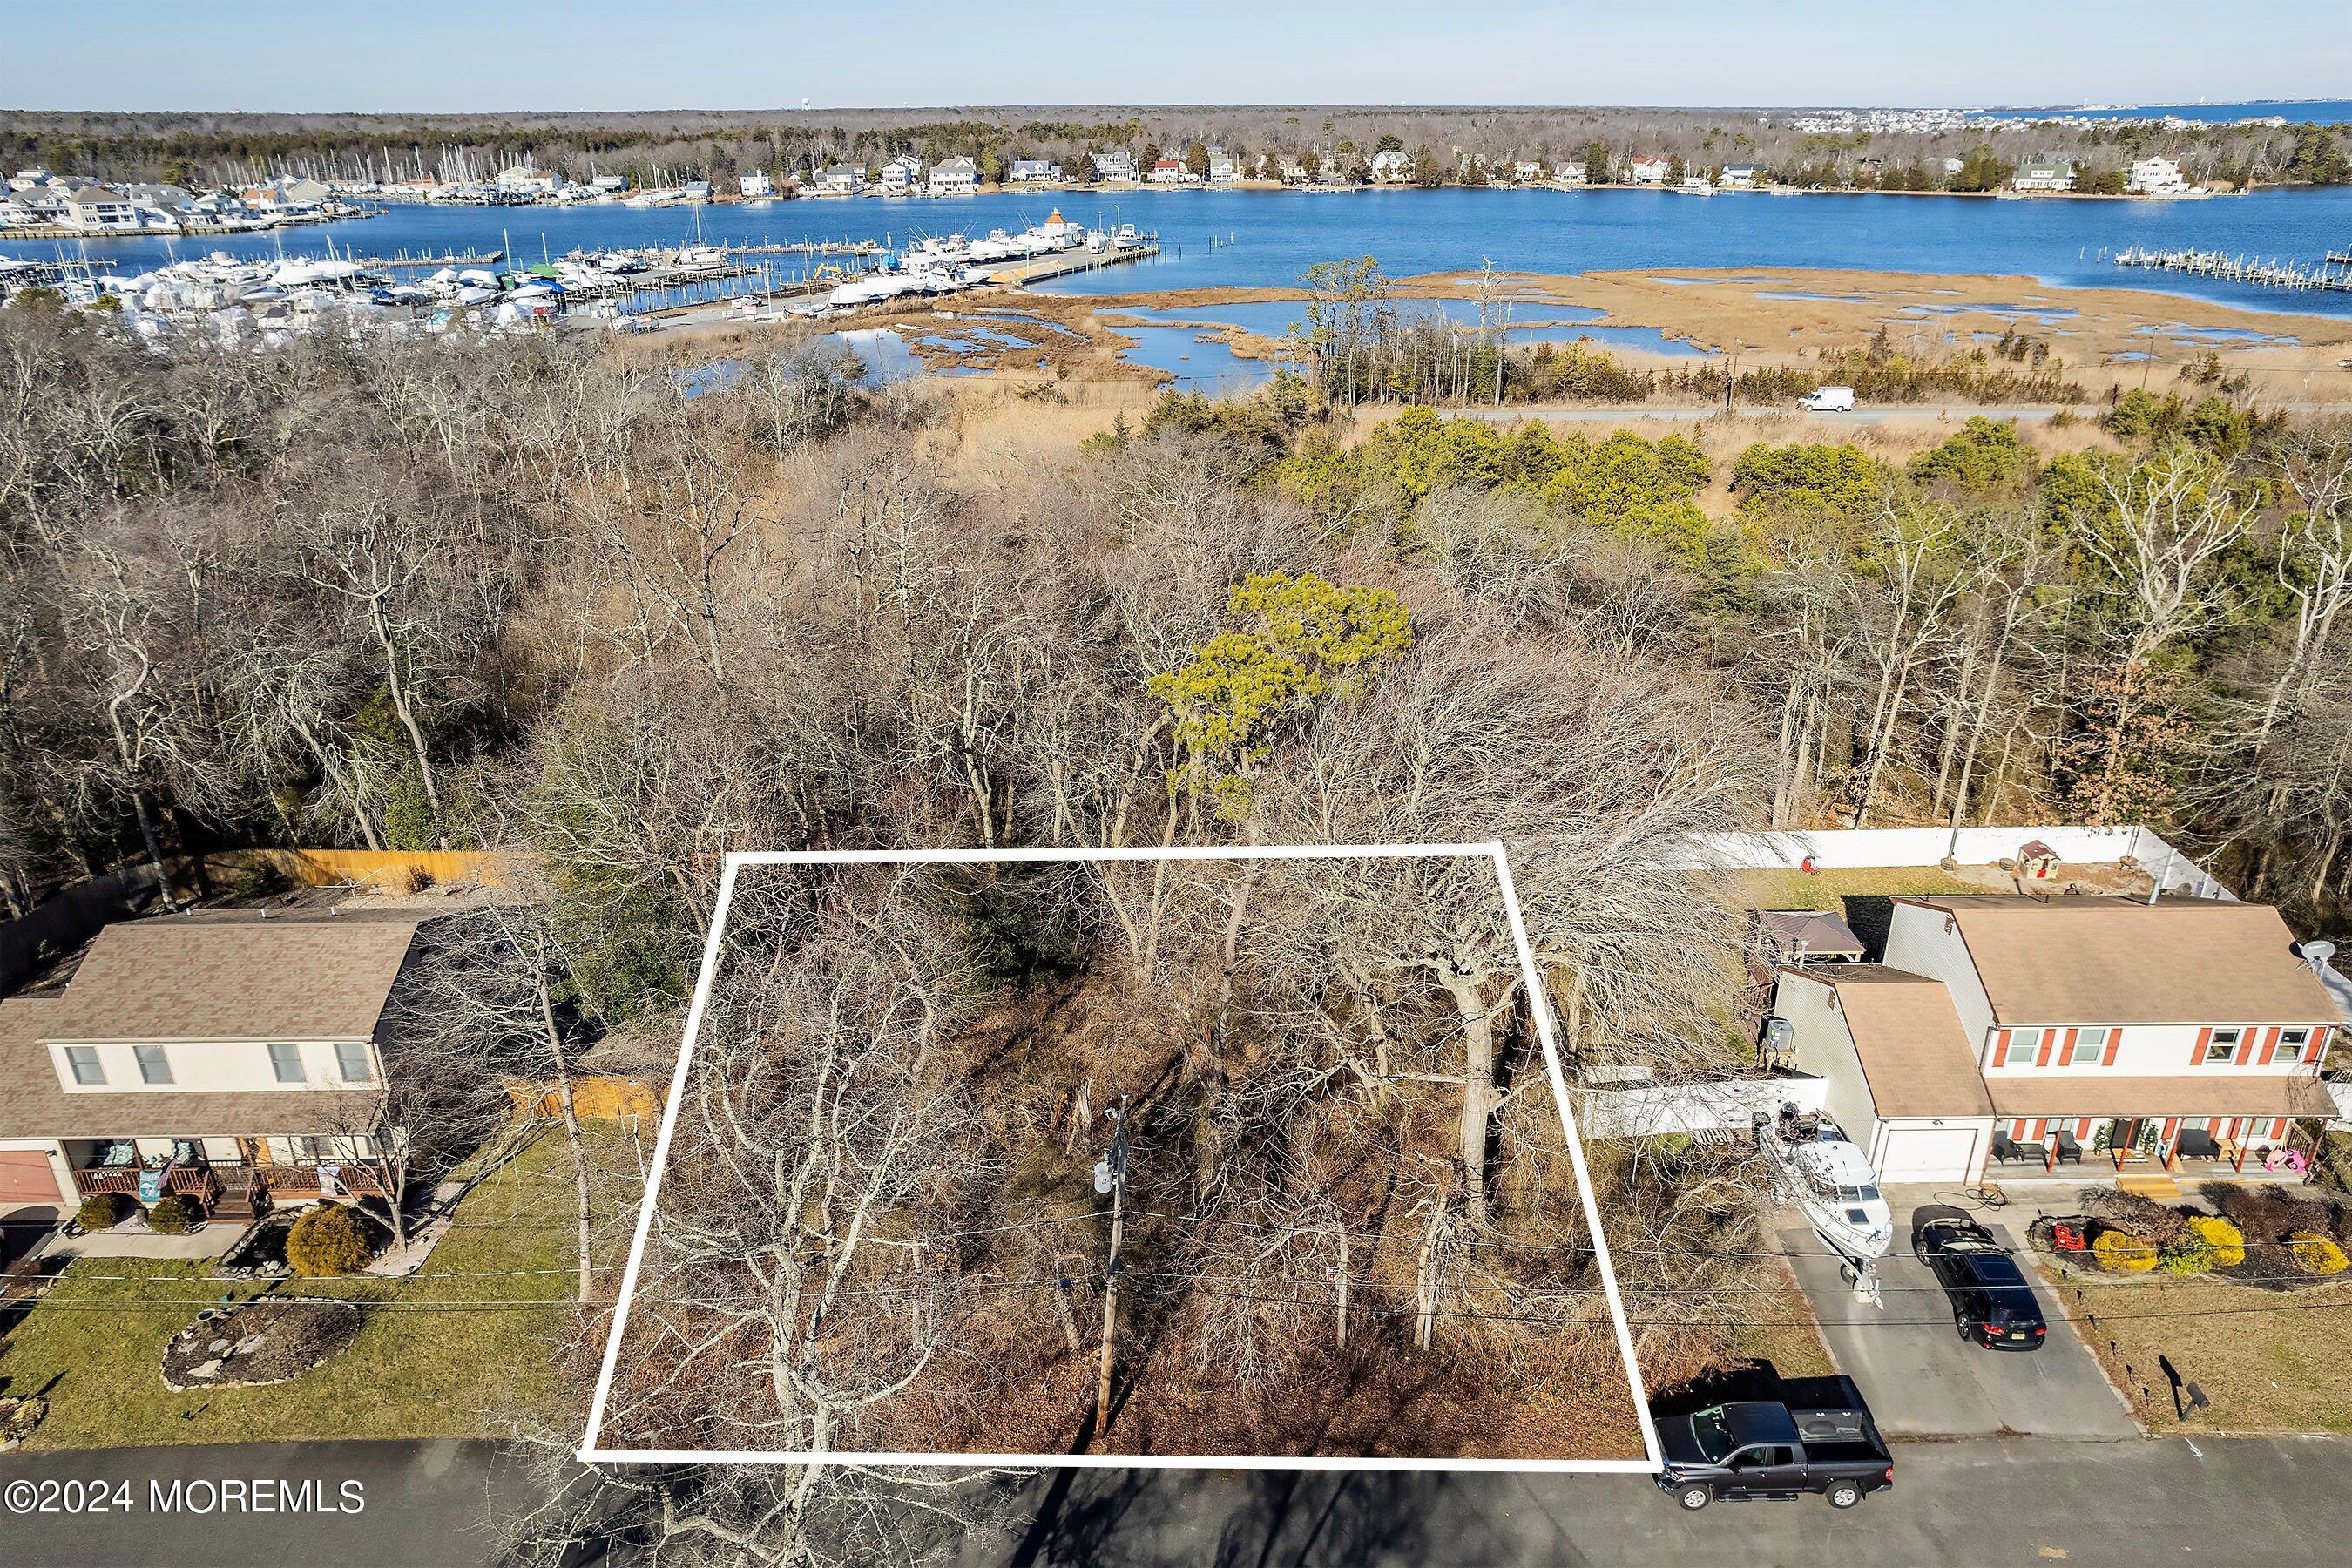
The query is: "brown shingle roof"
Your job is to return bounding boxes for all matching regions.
[39,910,426,1044]
[1896,895,2337,1026]
[1782,964,1993,1119]
[1985,1075,2336,1119]
[0,997,382,1139]
[1754,909,1868,962]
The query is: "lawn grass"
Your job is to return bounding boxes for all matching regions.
[2053,1274,2352,1435]
[1735,864,1988,910]
[1728,1255,1838,1380]
[0,1123,640,1450]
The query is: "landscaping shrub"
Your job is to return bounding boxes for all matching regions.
[2213,1186,2296,1242]
[145,1194,199,1234]
[2092,1230,2158,1273]
[74,1192,132,1232]
[2284,1231,2349,1277]
[2186,1213,2246,1267]
[2086,1189,2189,1247]
[285,1203,374,1277]
[2157,1234,2214,1276]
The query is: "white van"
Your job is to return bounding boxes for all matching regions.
[1801,386,1856,412]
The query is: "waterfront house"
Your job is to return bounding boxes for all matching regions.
[2127,156,2192,195]
[1207,152,1238,184]
[1719,164,1761,188]
[591,173,628,193]
[1941,156,1967,176]
[1091,150,1138,183]
[879,154,925,194]
[1511,160,1545,184]
[1369,149,1412,182]
[928,157,978,195]
[494,165,558,196]
[1279,157,1308,185]
[740,170,774,198]
[813,164,865,197]
[1773,895,2339,1184]
[2011,159,2074,192]
[60,185,142,232]
[0,910,436,1215]
[1626,156,1671,186]
[1008,159,1061,183]
[1551,161,1588,186]
[1148,159,1191,185]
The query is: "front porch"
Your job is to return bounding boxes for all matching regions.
[1986,1114,2319,1182]
[66,1134,394,1220]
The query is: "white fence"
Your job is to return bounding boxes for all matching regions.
[1574,1076,1828,1140]
[1667,823,2234,901]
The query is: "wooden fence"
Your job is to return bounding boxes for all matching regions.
[508,1075,661,1122]
[245,848,522,889]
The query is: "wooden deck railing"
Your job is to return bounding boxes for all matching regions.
[73,1159,388,1206]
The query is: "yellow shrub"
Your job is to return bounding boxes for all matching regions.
[2286,1231,2349,1277]
[2093,1230,2157,1274]
[2186,1213,2246,1267]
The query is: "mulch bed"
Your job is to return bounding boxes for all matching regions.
[159,1299,362,1391]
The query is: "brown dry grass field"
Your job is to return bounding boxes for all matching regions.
[2051,1274,2352,1434]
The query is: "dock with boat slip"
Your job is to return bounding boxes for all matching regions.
[983,237,1164,285]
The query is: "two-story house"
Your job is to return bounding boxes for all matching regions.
[1774,896,2338,1184]
[0,910,431,1215]
[927,157,978,196]
[877,154,925,195]
[1625,156,1672,186]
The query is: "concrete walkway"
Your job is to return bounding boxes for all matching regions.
[1781,1220,2140,1439]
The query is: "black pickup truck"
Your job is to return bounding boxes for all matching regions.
[1655,1378,1894,1511]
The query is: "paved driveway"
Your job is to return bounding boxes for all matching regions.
[1781,1215,2140,1439]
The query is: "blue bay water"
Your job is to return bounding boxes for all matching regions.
[30,185,2352,320]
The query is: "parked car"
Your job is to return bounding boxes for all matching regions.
[1800,385,1856,412]
[1655,1377,1895,1511]
[1914,1213,2048,1351]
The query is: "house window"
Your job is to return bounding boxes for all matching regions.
[335,1043,374,1084]
[64,1045,105,1085]
[2280,1027,2310,1061]
[2004,1027,2041,1065]
[2205,1028,2240,1064]
[134,1044,174,1085]
[268,1043,307,1083]
[2071,1028,2109,1065]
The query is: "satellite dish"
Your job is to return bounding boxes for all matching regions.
[2297,940,2337,970]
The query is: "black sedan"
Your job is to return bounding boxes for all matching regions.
[1913,1213,2048,1351]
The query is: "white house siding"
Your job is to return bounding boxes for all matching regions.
[47,1037,381,1096]
[1776,974,1881,1154]
[1984,1021,2328,1078]
[1881,906,1997,1057]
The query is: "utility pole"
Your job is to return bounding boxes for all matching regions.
[1093,1099,1130,1436]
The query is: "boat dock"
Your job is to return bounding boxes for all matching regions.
[986,236,1163,285]
[2111,244,2352,294]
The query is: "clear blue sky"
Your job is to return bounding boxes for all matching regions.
[4,0,2345,112]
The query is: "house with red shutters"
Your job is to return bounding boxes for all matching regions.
[1773,894,2339,1185]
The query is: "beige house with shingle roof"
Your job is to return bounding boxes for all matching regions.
[0,910,429,1214]
[1773,895,2338,1185]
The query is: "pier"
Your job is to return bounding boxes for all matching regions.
[2111,244,2352,294]
[985,237,1164,285]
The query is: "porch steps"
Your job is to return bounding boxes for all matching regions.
[2116,1174,2182,1200]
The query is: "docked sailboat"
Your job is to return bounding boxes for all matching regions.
[1755,1102,1893,1302]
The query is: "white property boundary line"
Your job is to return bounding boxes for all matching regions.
[578,842,1662,1474]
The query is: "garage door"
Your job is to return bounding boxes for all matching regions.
[1876,1125,1979,1183]
[0,1149,61,1203]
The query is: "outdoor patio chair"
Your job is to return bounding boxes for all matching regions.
[2176,1128,2220,1162]
[2051,1130,2085,1166]
[1991,1131,2031,1165]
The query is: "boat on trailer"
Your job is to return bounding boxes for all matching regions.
[1755,1102,1893,1304]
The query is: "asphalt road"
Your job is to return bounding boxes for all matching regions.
[0,1439,538,1568]
[10,1435,2352,1566]
[1781,1221,2141,1439]
[1460,402,2078,424]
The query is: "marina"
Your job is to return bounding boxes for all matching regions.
[2112,243,2352,294]
[6,186,2352,323]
